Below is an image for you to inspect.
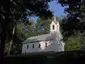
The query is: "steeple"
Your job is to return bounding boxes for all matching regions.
[50,15,60,33]
[53,16,56,21]
[52,16,57,24]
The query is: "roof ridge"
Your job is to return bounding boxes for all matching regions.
[28,33,50,38]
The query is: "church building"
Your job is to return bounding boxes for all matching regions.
[22,16,65,54]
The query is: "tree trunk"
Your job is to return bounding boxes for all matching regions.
[0,20,9,64]
[7,26,15,55]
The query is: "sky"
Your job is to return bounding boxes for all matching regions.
[31,0,66,22]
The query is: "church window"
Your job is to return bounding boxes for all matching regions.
[32,44,34,48]
[45,43,47,47]
[27,45,29,49]
[53,25,54,30]
[39,44,41,48]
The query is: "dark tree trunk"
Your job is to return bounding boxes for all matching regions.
[1,19,9,64]
[0,0,10,63]
[7,25,15,55]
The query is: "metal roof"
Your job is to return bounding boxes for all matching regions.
[22,32,63,44]
[23,34,54,44]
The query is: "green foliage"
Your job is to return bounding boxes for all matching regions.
[4,19,37,55]
[58,0,85,37]
[1,0,54,56]
[59,0,85,51]
[36,17,52,35]
[35,16,60,35]
[4,40,10,55]
[79,33,85,51]
[17,19,36,38]
[65,32,85,51]
[65,36,81,51]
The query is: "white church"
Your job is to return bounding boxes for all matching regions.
[22,16,65,54]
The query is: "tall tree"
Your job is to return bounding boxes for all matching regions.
[4,19,36,55]
[58,0,85,37]
[0,0,53,61]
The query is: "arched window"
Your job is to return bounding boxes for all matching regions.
[27,45,29,49]
[53,25,55,30]
[45,43,47,47]
[39,44,41,48]
[32,44,34,48]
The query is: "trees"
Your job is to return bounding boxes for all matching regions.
[58,0,85,37]
[65,32,85,51]
[58,0,85,51]
[16,19,36,38]
[35,17,52,35]
[35,16,60,35]
[1,0,54,59]
[65,35,81,51]
[4,19,36,55]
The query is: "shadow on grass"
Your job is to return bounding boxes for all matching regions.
[4,50,85,64]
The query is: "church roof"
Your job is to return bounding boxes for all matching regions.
[23,34,54,44]
[22,32,63,44]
